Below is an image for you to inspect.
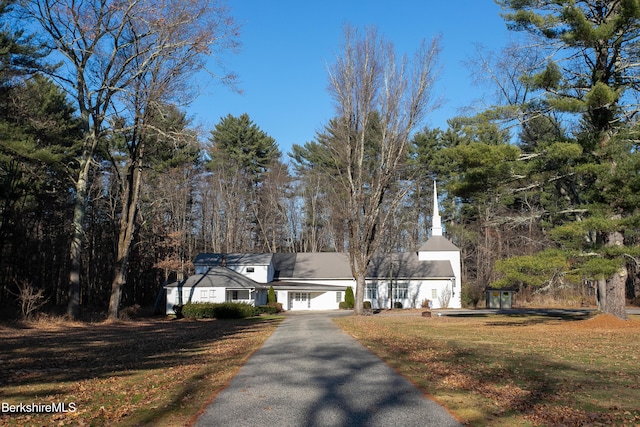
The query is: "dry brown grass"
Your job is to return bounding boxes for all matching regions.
[0,316,282,426]
[335,312,640,427]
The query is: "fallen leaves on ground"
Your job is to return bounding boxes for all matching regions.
[335,313,640,426]
[0,316,281,427]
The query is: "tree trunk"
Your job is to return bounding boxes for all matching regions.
[596,278,607,313]
[67,154,93,319]
[600,228,627,319]
[350,249,370,315]
[107,157,143,320]
[108,261,125,320]
[354,273,365,315]
[603,268,628,320]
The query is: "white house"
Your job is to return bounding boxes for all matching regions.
[165,266,268,315]
[165,182,461,313]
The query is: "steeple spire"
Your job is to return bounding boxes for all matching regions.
[431,180,443,237]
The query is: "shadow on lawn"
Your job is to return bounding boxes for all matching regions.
[0,317,280,389]
[407,311,635,425]
[445,308,593,326]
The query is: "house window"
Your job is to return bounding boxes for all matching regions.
[246,267,255,273]
[393,282,409,300]
[432,289,438,299]
[365,283,377,300]
[200,290,207,299]
[209,290,215,298]
[229,290,250,301]
[336,292,342,303]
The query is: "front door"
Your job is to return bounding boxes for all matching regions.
[289,292,311,310]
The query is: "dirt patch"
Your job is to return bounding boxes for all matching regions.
[567,313,640,330]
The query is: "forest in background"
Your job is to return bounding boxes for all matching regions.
[2,0,640,320]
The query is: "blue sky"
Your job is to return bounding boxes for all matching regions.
[188,1,514,157]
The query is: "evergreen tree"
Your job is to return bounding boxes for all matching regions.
[209,113,280,186]
[496,0,640,133]
[494,0,640,318]
[0,75,82,309]
[344,286,354,309]
[207,113,287,252]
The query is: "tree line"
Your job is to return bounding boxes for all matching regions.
[1,0,639,320]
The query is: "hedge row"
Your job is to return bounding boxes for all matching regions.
[177,302,284,319]
[178,302,257,319]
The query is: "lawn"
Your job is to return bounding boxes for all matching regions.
[334,311,640,427]
[0,315,282,427]
[3,311,638,427]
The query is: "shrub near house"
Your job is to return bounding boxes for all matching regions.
[181,302,257,319]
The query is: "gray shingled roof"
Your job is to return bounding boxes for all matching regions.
[272,253,297,279]
[194,253,274,266]
[273,251,453,281]
[165,266,265,289]
[418,236,460,252]
[189,248,456,283]
[367,253,454,279]
[289,252,353,279]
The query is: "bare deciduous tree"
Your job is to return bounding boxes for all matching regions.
[326,25,441,315]
[23,0,240,319]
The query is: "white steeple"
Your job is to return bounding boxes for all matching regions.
[431,180,443,237]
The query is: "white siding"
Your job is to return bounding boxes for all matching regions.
[165,286,237,315]
[310,291,342,310]
[286,291,343,311]
[418,250,462,309]
[362,279,459,310]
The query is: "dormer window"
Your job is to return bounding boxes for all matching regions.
[246,267,255,273]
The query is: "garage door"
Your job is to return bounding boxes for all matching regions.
[289,292,311,310]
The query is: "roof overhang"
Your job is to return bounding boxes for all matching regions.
[268,282,346,292]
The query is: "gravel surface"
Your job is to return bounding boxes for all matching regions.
[195,311,463,427]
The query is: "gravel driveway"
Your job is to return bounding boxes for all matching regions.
[195,311,462,427]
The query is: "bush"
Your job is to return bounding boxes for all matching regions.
[267,286,276,304]
[181,303,214,319]
[256,305,278,315]
[339,301,350,309]
[213,302,257,319]
[345,286,355,309]
[256,302,283,314]
[268,301,283,312]
[119,304,141,320]
[363,301,372,309]
[182,302,257,319]
[393,301,403,309]
[461,281,484,308]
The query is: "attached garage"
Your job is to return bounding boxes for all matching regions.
[289,292,311,310]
